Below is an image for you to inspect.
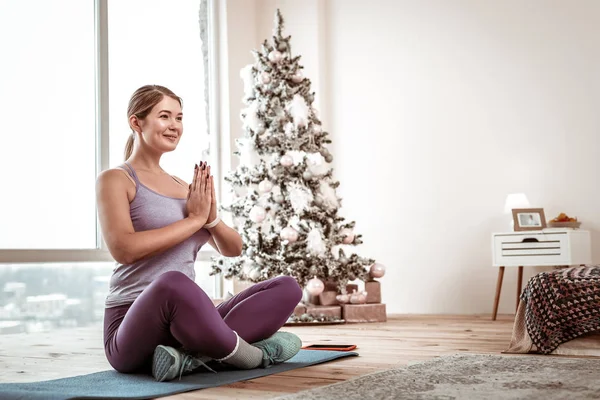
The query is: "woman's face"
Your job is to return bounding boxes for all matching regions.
[138,96,183,153]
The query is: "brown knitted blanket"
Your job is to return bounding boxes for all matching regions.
[521,266,600,354]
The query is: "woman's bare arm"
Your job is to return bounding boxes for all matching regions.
[96,169,206,264]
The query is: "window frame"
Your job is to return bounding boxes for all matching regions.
[0,0,221,264]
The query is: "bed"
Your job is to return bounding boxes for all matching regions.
[505,266,600,356]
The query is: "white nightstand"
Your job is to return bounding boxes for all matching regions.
[491,229,592,320]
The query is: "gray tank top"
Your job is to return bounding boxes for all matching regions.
[105,162,211,308]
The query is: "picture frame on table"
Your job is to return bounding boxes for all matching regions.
[512,208,547,231]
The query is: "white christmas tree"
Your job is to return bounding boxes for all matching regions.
[211,10,381,294]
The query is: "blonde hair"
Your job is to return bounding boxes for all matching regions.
[124,85,182,160]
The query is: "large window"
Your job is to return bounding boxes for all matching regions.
[0,0,97,250]
[108,0,210,180]
[0,0,220,335]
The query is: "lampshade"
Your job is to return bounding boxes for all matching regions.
[504,193,530,214]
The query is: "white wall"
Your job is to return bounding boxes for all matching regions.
[223,0,600,314]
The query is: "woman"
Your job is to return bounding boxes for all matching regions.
[96,85,303,382]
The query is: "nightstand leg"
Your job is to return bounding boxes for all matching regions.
[516,266,523,312]
[492,266,505,321]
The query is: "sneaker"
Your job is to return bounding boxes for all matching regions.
[252,331,302,368]
[152,345,216,382]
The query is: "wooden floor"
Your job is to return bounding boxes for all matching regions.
[0,314,517,399]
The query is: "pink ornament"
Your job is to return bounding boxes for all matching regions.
[358,292,367,303]
[261,72,271,84]
[249,206,266,223]
[350,291,368,304]
[268,50,283,63]
[340,228,355,244]
[258,179,273,193]
[306,278,325,296]
[280,155,294,167]
[291,70,304,83]
[280,227,299,243]
[369,263,386,278]
[336,294,350,304]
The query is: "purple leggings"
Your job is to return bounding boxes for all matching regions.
[103,271,302,373]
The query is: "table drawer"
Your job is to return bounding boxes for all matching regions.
[493,233,569,266]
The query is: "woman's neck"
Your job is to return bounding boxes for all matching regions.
[128,152,164,174]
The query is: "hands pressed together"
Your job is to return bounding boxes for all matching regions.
[186,161,218,226]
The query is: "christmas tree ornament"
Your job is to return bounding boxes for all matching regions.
[370,263,386,278]
[305,152,329,176]
[312,124,322,134]
[268,50,283,63]
[249,205,266,223]
[302,170,313,181]
[261,71,271,84]
[258,179,274,193]
[306,277,325,296]
[340,228,355,244]
[248,267,261,280]
[279,154,294,167]
[280,226,299,243]
[336,293,350,304]
[291,70,304,83]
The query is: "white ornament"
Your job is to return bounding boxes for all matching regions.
[302,170,313,180]
[307,228,326,256]
[305,152,329,177]
[280,155,294,167]
[291,70,304,83]
[268,50,283,63]
[261,71,271,84]
[288,183,314,214]
[340,228,355,244]
[249,206,266,223]
[287,94,309,129]
[336,294,350,304]
[306,278,325,296]
[258,180,274,193]
[280,227,299,243]
[248,268,261,280]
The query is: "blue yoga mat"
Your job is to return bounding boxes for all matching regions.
[0,350,357,400]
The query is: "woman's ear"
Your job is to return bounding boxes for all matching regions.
[129,115,143,134]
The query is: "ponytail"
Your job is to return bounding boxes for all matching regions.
[124,133,134,161]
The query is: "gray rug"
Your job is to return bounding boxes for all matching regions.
[275,354,600,400]
[0,350,357,400]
